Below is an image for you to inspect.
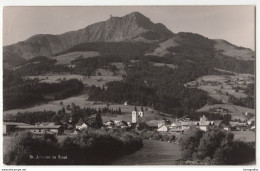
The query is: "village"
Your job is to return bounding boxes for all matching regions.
[3,104,256,143]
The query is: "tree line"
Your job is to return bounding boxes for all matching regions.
[3,77,84,110]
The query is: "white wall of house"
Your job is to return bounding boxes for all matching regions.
[76,123,88,130]
[3,125,6,134]
[157,125,168,132]
[199,125,208,132]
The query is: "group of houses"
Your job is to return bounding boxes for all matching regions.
[145,114,255,133]
[3,122,64,135]
[145,115,219,133]
[3,107,255,135]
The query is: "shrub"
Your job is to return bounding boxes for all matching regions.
[179,128,255,165]
[179,128,204,159]
[197,129,234,159]
[213,141,255,164]
[4,129,143,165]
[4,132,59,165]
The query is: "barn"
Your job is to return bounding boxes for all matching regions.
[3,122,29,135]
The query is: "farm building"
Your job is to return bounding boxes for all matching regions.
[170,122,182,130]
[198,116,214,132]
[181,121,194,131]
[146,120,165,131]
[157,125,169,132]
[75,120,89,130]
[198,121,212,132]
[16,125,64,135]
[3,122,29,135]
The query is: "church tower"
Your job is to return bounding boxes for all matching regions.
[132,110,138,123]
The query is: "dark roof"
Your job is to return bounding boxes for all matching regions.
[146,120,164,127]
[76,120,86,126]
[16,125,61,129]
[3,122,29,126]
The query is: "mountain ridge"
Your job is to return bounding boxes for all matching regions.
[3,12,174,68]
[3,11,255,68]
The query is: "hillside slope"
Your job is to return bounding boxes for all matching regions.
[147,33,255,61]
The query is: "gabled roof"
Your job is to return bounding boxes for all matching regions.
[230,121,239,127]
[146,120,164,127]
[76,120,86,126]
[171,122,181,127]
[248,116,256,122]
[3,122,29,126]
[16,125,61,129]
[181,121,193,126]
[199,121,212,126]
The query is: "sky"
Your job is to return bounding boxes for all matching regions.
[3,6,255,50]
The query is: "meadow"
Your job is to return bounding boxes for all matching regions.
[54,51,100,65]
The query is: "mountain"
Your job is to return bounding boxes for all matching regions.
[3,11,255,68]
[3,12,174,68]
[147,32,255,61]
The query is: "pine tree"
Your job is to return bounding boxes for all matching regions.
[118,107,121,115]
[95,113,103,128]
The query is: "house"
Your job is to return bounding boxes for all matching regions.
[114,120,128,128]
[199,121,212,132]
[75,120,89,130]
[3,122,30,135]
[198,116,213,132]
[124,101,128,106]
[157,125,169,132]
[71,129,81,135]
[16,125,64,135]
[214,120,223,127]
[146,120,165,131]
[104,120,114,126]
[170,122,182,130]
[169,122,185,133]
[216,107,224,113]
[181,121,193,131]
[229,121,239,130]
[223,126,231,131]
[63,122,75,130]
[247,116,255,125]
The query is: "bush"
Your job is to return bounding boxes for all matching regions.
[213,141,255,164]
[4,132,59,165]
[179,128,204,159]
[59,129,143,164]
[178,128,256,165]
[4,129,143,165]
[197,129,234,159]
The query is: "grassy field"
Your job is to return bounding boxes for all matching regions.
[233,131,255,142]
[196,75,248,102]
[3,91,174,122]
[26,73,123,87]
[214,39,255,61]
[112,140,182,165]
[150,62,177,69]
[27,74,84,83]
[3,136,12,156]
[198,104,255,120]
[145,37,179,57]
[54,51,100,65]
